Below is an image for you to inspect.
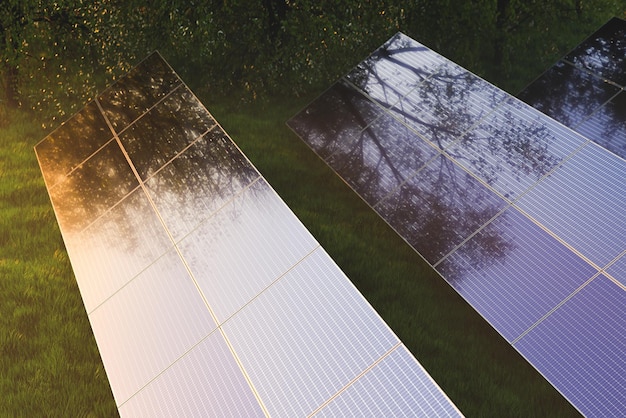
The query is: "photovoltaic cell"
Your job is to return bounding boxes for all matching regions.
[436,207,597,342]
[64,188,173,312]
[515,141,626,268]
[118,330,265,418]
[289,31,625,416]
[606,253,626,287]
[315,345,461,418]
[35,52,460,417]
[514,275,626,418]
[222,247,401,417]
[518,17,626,159]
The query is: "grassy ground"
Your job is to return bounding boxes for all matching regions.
[1,93,580,416]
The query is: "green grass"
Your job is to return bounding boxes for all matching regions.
[0,110,117,417]
[1,91,579,417]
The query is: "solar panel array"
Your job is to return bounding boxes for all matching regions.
[518,17,626,159]
[288,32,626,417]
[35,53,462,417]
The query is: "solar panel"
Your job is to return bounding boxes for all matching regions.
[35,52,461,417]
[518,17,626,159]
[288,32,626,417]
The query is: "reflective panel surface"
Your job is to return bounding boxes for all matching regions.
[179,178,319,323]
[576,90,626,159]
[516,142,626,268]
[145,126,259,242]
[288,80,385,159]
[118,330,265,418]
[119,86,216,179]
[222,248,401,417]
[36,52,460,416]
[289,31,626,417]
[316,345,461,418]
[326,113,440,203]
[98,52,181,132]
[346,32,447,107]
[519,17,626,159]
[514,275,626,418]
[47,140,139,233]
[64,188,173,312]
[437,207,597,342]
[606,253,626,286]
[36,101,114,187]
[375,155,507,264]
[564,17,626,86]
[89,247,217,405]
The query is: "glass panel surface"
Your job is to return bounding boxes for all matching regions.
[606,253,626,287]
[446,97,588,200]
[516,142,626,268]
[145,127,259,242]
[98,52,181,132]
[64,188,173,312]
[564,17,626,86]
[517,60,620,128]
[346,33,447,107]
[388,62,507,150]
[119,86,216,179]
[437,207,598,342]
[514,275,626,418]
[222,247,399,417]
[316,345,461,418]
[89,247,216,406]
[35,101,114,187]
[179,178,319,323]
[119,330,264,418]
[326,113,440,204]
[288,80,385,159]
[48,140,139,233]
[576,90,626,159]
[375,155,507,264]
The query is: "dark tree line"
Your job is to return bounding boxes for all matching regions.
[1,0,623,125]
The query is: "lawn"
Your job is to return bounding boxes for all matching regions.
[1,86,580,416]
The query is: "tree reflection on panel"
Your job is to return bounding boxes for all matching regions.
[290,36,582,268]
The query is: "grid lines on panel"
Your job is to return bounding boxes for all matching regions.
[35,51,460,417]
[288,31,625,417]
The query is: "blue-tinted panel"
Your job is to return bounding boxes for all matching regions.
[326,113,440,204]
[89,247,216,405]
[316,345,461,417]
[222,247,399,417]
[48,140,139,233]
[64,188,172,312]
[375,155,507,264]
[437,207,597,341]
[98,52,181,132]
[576,90,626,159]
[346,33,446,107]
[517,60,620,128]
[145,126,259,242]
[35,101,114,188]
[388,63,507,150]
[606,253,626,287]
[514,275,626,418]
[447,97,588,200]
[288,80,385,159]
[516,142,626,267]
[564,17,626,87]
[179,178,319,323]
[119,330,264,418]
[119,86,216,179]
